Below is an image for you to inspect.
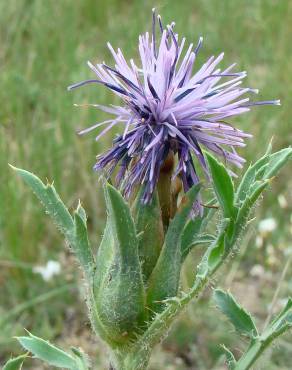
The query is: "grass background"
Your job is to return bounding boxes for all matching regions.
[0,0,291,368]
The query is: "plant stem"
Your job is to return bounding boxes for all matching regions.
[234,339,264,370]
[111,349,150,370]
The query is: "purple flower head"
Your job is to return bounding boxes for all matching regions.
[69,9,279,205]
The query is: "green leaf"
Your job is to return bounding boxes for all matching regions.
[263,298,292,340]
[71,347,90,370]
[236,146,292,204]
[93,184,146,343]
[236,155,270,204]
[263,147,292,180]
[234,299,292,370]
[206,153,236,218]
[234,179,269,240]
[221,345,236,370]
[132,189,164,281]
[105,184,140,268]
[73,204,94,278]
[17,332,78,369]
[94,219,114,290]
[10,166,74,239]
[11,166,94,277]
[147,184,200,310]
[214,289,258,338]
[233,146,291,244]
[3,354,27,370]
[197,218,230,279]
[180,201,216,261]
[181,234,215,262]
[75,201,87,224]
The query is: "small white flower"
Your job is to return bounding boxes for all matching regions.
[33,260,61,281]
[250,264,265,278]
[256,235,263,248]
[258,217,277,234]
[277,194,288,209]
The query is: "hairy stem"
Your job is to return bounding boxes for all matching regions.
[111,349,150,370]
[234,338,271,370]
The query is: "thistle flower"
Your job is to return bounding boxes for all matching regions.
[68,9,279,204]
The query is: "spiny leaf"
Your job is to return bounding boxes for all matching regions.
[236,146,292,204]
[75,201,87,224]
[73,206,95,278]
[236,155,270,204]
[221,345,236,370]
[132,189,164,281]
[234,179,269,239]
[11,166,95,277]
[206,153,236,218]
[94,219,114,290]
[71,347,90,370]
[10,166,74,238]
[197,218,230,279]
[3,354,27,370]
[234,299,292,370]
[105,183,140,267]
[180,201,216,260]
[147,184,200,310]
[94,184,146,342]
[181,234,216,262]
[263,147,292,180]
[214,289,258,338]
[17,332,78,369]
[263,298,292,340]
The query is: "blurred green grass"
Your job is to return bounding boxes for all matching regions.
[0,0,291,368]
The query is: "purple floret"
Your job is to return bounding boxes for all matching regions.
[69,9,279,204]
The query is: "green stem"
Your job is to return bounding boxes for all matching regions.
[234,339,264,370]
[234,322,291,370]
[111,349,150,370]
[131,221,231,358]
[102,213,256,368]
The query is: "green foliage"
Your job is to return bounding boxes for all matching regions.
[236,146,292,204]
[262,298,292,341]
[196,218,230,279]
[181,234,215,261]
[132,189,164,281]
[17,332,85,369]
[70,347,91,370]
[9,165,74,238]
[146,184,200,311]
[234,146,292,239]
[215,293,292,370]
[11,166,95,278]
[214,289,258,338]
[263,147,292,180]
[93,184,146,344]
[235,140,273,204]
[9,142,292,369]
[3,354,27,370]
[180,204,216,261]
[206,153,236,218]
[221,345,236,370]
[73,204,95,279]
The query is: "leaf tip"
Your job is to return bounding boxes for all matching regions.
[8,163,18,171]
